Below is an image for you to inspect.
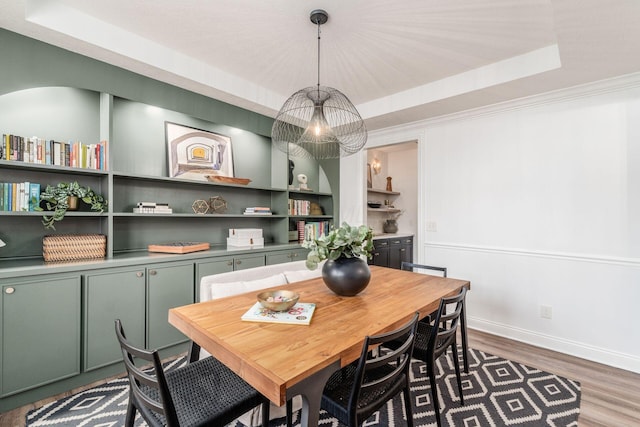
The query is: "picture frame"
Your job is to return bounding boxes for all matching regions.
[367,163,372,188]
[165,121,234,181]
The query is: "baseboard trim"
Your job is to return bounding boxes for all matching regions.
[469,317,640,374]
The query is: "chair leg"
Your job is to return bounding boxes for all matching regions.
[403,381,414,427]
[427,361,442,427]
[286,398,293,427]
[261,400,270,427]
[461,303,469,373]
[452,342,465,406]
[187,341,201,363]
[125,399,136,427]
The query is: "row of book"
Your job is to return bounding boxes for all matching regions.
[1,134,109,171]
[243,206,273,215]
[133,202,173,214]
[0,182,40,211]
[296,220,330,243]
[288,199,311,215]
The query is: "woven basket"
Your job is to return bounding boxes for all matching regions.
[42,234,106,262]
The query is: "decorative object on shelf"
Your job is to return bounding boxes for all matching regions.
[383,219,398,234]
[303,222,373,296]
[205,176,251,185]
[297,173,309,190]
[192,199,209,214]
[271,9,367,159]
[386,176,393,192]
[147,242,210,254]
[37,181,107,230]
[289,160,295,186]
[42,234,106,262]
[227,228,264,250]
[309,202,323,215]
[208,196,228,213]
[166,121,234,181]
[367,201,382,208]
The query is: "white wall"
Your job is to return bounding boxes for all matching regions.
[356,74,640,373]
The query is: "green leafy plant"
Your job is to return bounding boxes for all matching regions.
[37,181,107,230]
[302,222,374,270]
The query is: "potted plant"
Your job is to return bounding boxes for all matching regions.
[37,181,107,230]
[302,222,374,296]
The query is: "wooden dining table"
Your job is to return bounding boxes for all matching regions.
[168,265,470,427]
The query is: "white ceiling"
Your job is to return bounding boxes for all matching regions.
[2,0,640,131]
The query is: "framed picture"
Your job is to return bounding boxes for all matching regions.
[165,122,234,181]
[367,163,372,188]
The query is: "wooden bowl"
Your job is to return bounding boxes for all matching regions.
[257,290,299,312]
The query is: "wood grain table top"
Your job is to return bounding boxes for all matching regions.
[168,265,470,406]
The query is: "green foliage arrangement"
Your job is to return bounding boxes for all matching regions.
[302,222,374,270]
[37,181,107,230]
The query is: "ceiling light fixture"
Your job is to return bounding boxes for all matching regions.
[272,9,367,159]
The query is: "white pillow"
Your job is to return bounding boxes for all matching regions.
[284,268,322,283]
[208,273,287,300]
[242,273,288,292]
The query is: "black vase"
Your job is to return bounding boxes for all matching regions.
[322,256,371,296]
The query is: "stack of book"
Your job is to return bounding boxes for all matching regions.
[1,134,108,171]
[0,182,40,211]
[133,202,173,214]
[243,206,272,215]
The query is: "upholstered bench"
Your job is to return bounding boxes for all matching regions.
[198,260,324,427]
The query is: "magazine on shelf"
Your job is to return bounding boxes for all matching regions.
[241,302,316,325]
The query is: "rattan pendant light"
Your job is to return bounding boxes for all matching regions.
[272,9,367,159]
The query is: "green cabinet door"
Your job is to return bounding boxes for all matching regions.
[1,275,81,396]
[232,254,265,271]
[83,268,145,371]
[266,248,309,265]
[146,263,194,350]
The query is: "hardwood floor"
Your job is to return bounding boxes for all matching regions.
[2,329,639,426]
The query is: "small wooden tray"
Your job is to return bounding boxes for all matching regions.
[206,176,251,185]
[148,242,210,254]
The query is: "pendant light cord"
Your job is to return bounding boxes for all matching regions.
[316,19,321,98]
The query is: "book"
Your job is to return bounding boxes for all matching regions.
[241,302,316,325]
[29,183,40,211]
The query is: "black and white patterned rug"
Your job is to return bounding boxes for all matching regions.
[26,347,580,426]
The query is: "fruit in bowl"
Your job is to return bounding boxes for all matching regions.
[257,290,299,312]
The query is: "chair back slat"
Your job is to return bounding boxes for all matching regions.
[401,261,447,277]
[348,313,419,420]
[429,288,466,358]
[114,319,179,426]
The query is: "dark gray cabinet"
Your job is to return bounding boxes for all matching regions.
[369,236,413,269]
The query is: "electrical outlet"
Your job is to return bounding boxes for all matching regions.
[540,305,553,319]
[427,221,437,232]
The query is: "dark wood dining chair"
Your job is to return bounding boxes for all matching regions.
[401,261,469,373]
[115,319,270,427]
[320,312,420,427]
[413,287,467,427]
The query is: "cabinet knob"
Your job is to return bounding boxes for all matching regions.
[5,287,15,294]
[236,260,242,265]
[227,261,233,266]
[400,248,406,252]
[136,272,144,278]
[149,270,157,276]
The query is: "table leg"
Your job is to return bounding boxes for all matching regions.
[286,360,340,427]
